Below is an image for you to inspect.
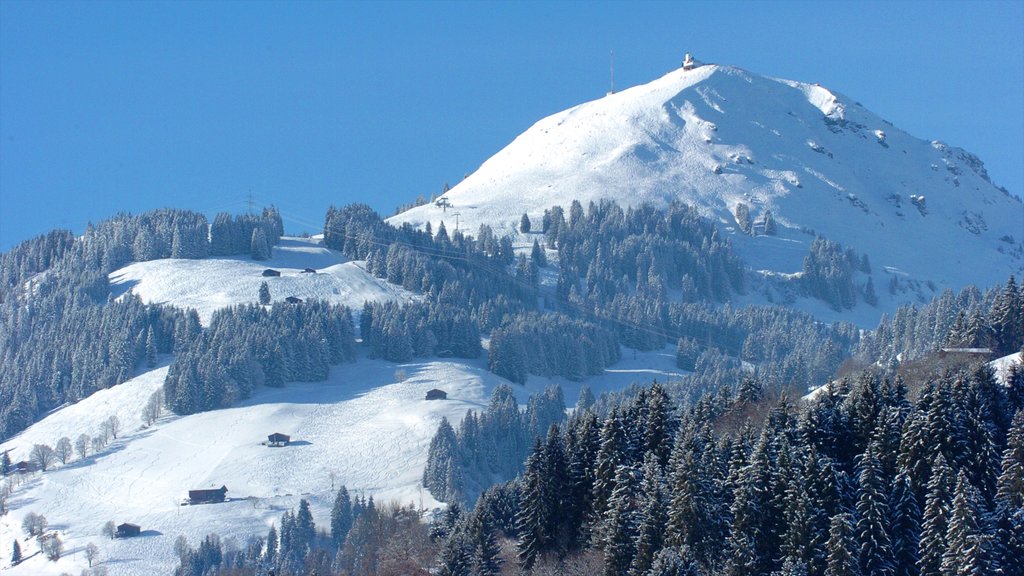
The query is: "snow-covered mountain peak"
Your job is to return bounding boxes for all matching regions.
[390,62,1023,310]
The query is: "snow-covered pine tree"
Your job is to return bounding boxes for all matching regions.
[519,213,531,233]
[889,470,921,576]
[855,439,895,575]
[918,453,953,576]
[258,281,271,305]
[602,464,640,576]
[824,512,859,576]
[939,471,983,575]
[330,485,353,547]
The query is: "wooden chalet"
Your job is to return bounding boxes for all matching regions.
[14,461,37,474]
[425,389,447,401]
[262,269,281,277]
[285,295,303,304]
[188,485,228,504]
[267,432,291,447]
[116,523,141,538]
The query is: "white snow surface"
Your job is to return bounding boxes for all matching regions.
[992,351,1023,386]
[109,237,414,325]
[390,64,1023,312]
[0,345,682,575]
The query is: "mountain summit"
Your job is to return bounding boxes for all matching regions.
[391,63,1023,302]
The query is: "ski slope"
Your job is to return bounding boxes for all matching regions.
[390,63,1023,315]
[0,345,682,575]
[109,237,413,325]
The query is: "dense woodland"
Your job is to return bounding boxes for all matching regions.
[1,198,1022,575]
[1,200,1019,442]
[171,358,1024,575]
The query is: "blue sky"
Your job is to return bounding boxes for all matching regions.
[2,0,1022,249]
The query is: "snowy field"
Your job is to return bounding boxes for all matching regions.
[0,344,681,575]
[109,237,414,325]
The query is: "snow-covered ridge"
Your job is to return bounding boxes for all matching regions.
[109,237,414,325]
[390,63,1023,308]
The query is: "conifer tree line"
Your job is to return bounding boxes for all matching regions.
[0,206,282,439]
[164,300,356,414]
[209,207,284,258]
[173,491,439,576]
[801,237,872,311]
[437,364,1023,576]
[857,275,1024,366]
[423,384,568,504]
[546,201,744,327]
[325,203,531,327]
[359,300,482,362]
[488,313,620,384]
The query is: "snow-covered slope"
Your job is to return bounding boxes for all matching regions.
[391,64,1023,300]
[109,237,414,324]
[992,351,1023,386]
[0,346,682,575]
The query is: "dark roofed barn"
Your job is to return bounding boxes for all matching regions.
[116,523,141,538]
[267,433,291,447]
[15,461,37,473]
[262,269,281,277]
[188,485,228,504]
[285,296,303,304]
[425,389,447,401]
[302,268,317,273]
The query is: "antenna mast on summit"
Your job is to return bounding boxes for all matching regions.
[608,50,615,95]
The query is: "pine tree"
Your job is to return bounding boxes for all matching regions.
[889,470,920,576]
[424,417,460,501]
[436,527,472,576]
[145,326,158,368]
[520,213,531,233]
[331,485,353,547]
[251,227,270,260]
[997,410,1024,510]
[918,454,953,576]
[602,464,639,576]
[530,239,547,268]
[825,513,860,576]
[11,539,22,564]
[628,453,665,576]
[466,508,502,575]
[855,440,894,575]
[258,281,271,305]
[592,408,628,518]
[940,471,982,576]
[516,437,545,571]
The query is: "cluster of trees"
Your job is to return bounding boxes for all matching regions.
[1,266,187,440]
[419,365,1024,575]
[858,275,1024,367]
[423,384,567,504]
[13,511,65,562]
[359,300,481,362]
[0,207,288,440]
[164,301,356,415]
[175,493,433,576]
[326,204,530,330]
[209,207,283,259]
[670,302,859,394]
[549,200,744,310]
[488,313,620,384]
[801,237,872,311]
